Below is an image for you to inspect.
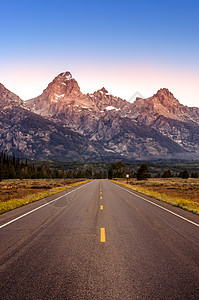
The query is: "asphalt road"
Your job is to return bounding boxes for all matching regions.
[0,179,199,300]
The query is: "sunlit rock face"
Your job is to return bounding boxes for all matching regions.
[0,73,199,161]
[131,88,199,152]
[26,72,132,135]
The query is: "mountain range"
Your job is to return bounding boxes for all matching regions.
[0,71,199,161]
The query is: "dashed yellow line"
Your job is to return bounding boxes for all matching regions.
[100,228,106,242]
[99,187,105,242]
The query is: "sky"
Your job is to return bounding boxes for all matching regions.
[1,0,199,106]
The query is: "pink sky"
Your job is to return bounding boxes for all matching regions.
[1,61,199,107]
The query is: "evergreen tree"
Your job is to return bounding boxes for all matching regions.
[108,161,126,178]
[179,169,189,179]
[136,163,151,180]
[108,168,113,179]
[191,172,198,178]
[155,173,161,178]
[161,169,173,178]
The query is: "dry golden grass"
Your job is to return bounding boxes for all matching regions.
[0,179,90,214]
[112,178,199,215]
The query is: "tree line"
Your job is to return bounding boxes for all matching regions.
[108,162,198,180]
[0,150,198,181]
[0,151,107,180]
[0,151,62,180]
[155,168,198,179]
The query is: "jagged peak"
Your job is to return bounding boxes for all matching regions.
[155,88,174,98]
[0,83,24,107]
[57,71,72,80]
[153,88,181,108]
[0,83,8,93]
[99,87,108,94]
[132,88,182,113]
[38,71,82,99]
[52,71,74,84]
[47,71,77,88]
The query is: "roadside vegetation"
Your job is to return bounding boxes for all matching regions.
[1,149,199,215]
[0,179,90,214]
[112,178,199,215]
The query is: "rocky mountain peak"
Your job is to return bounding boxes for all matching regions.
[57,71,72,80]
[0,83,10,95]
[156,88,173,97]
[53,71,73,85]
[98,87,109,94]
[0,83,24,107]
[40,71,82,100]
[0,83,5,91]
[154,88,180,107]
[1,76,199,161]
[131,87,193,126]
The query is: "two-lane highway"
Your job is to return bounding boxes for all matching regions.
[0,180,199,299]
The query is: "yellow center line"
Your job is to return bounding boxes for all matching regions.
[100,228,106,242]
[100,205,103,210]
[100,196,102,199]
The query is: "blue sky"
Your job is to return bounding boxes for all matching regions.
[1,0,199,106]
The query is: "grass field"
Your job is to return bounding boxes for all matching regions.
[0,179,89,214]
[112,178,199,215]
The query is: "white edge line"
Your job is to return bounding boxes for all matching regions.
[112,182,199,228]
[0,181,92,229]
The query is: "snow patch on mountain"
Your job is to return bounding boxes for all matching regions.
[105,106,120,111]
[57,72,72,80]
[55,94,65,99]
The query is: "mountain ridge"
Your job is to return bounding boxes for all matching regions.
[0,71,199,161]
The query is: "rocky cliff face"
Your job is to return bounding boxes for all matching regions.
[1,72,199,161]
[131,88,199,124]
[0,83,24,108]
[26,72,132,135]
[0,82,106,161]
[131,88,199,152]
